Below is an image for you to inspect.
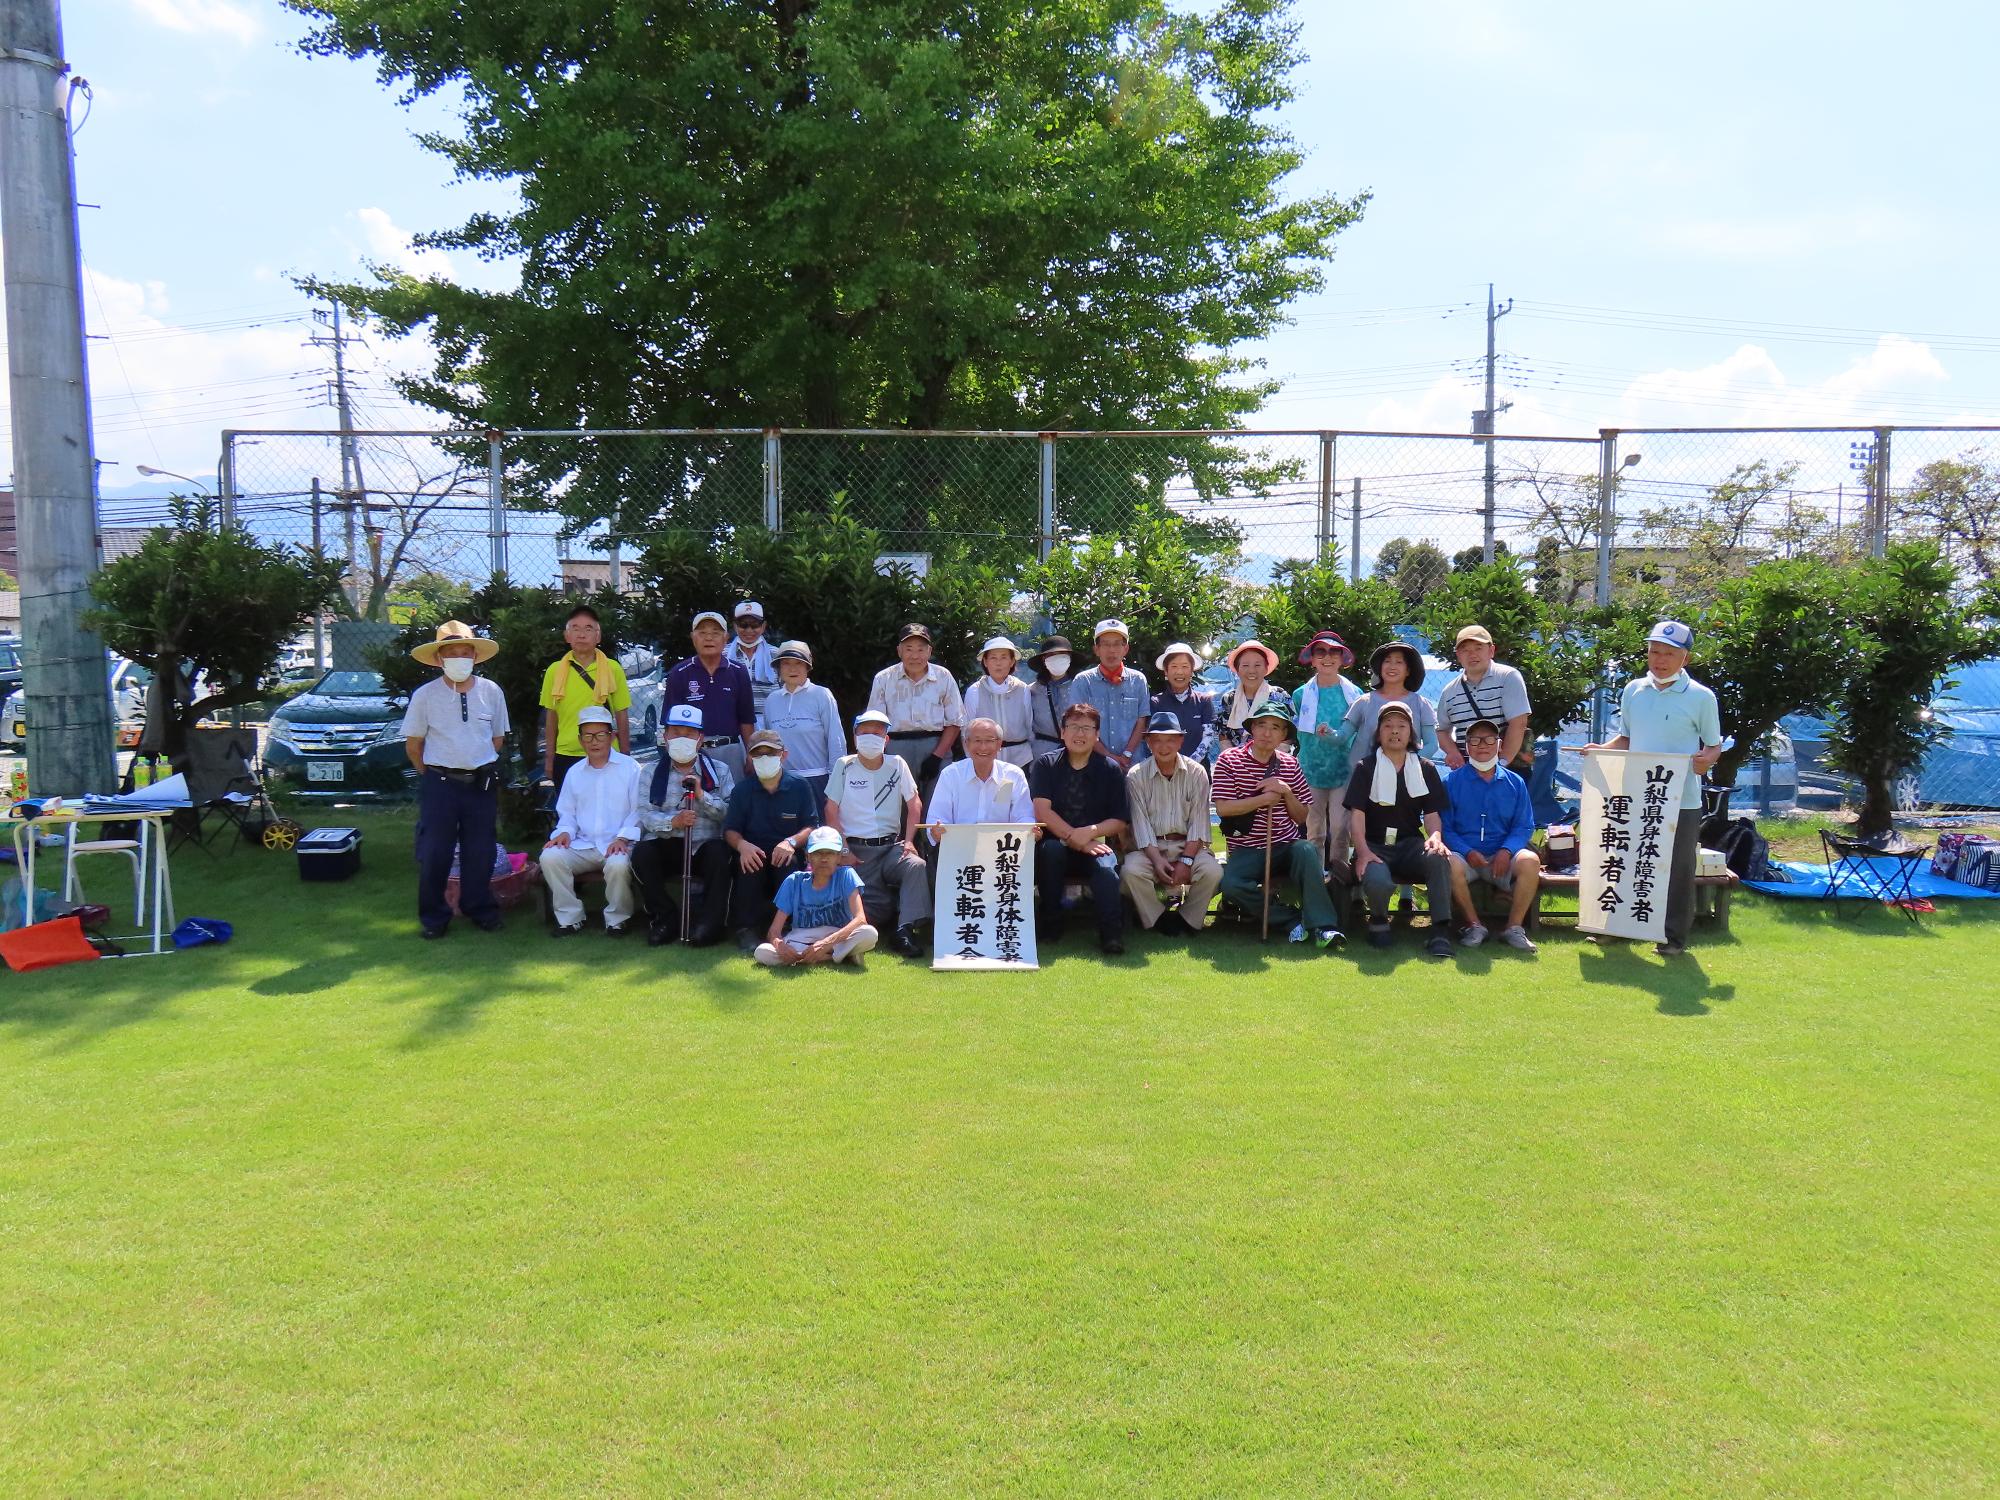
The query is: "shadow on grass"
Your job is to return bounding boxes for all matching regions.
[1571,938,1737,1015]
[1752,893,1956,938]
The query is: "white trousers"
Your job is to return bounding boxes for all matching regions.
[541,844,636,929]
[755,923,879,967]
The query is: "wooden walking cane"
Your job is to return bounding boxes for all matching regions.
[1260,801,1276,941]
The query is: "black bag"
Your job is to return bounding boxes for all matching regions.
[1706,816,1771,881]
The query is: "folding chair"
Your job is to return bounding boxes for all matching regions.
[171,726,263,854]
[1819,830,1931,923]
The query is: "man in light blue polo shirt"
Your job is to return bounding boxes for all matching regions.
[1068,618,1151,769]
[1584,619,1724,957]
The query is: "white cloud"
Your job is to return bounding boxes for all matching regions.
[1653,210,1923,262]
[1614,336,1952,428]
[128,0,261,45]
[353,207,457,282]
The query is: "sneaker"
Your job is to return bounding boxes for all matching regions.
[1654,940,1687,958]
[604,922,631,939]
[891,925,925,959]
[1315,927,1345,952]
[1460,923,1488,947]
[1366,924,1394,950]
[646,922,676,948]
[1425,935,1454,960]
[1501,925,1537,953]
[1288,923,1308,944]
[1100,937,1126,956]
[472,917,503,933]
[551,922,585,939]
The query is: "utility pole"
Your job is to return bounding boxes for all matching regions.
[1472,283,1513,564]
[310,303,367,610]
[1,0,115,794]
[309,479,326,671]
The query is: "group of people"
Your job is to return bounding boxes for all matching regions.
[401,605,1724,963]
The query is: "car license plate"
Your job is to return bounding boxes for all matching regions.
[307,760,345,784]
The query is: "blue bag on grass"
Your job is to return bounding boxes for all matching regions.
[172,917,234,949]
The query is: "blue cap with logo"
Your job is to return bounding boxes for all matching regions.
[666,703,705,730]
[1648,619,1694,650]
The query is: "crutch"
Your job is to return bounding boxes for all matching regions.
[1260,805,1276,941]
[677,774,696,943]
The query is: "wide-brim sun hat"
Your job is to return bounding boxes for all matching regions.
[1244,697,1296,725]
[772,640,813,666]
[1027,636,1073,668]
[1368,641,1426,690]
[411,620,499,666]
[1297,630,1354,668]
[1226,639,1280,675]
[1155,641,1203,672]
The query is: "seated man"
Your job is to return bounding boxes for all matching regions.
[632,703,736,947]
[722,729,823,950]
[541,704,644,937]
[825,708,932,958]
[1122,709,1223,935]
[1211,697,1346,950]
[1344,700,1454,958]
[1029,702,1130,955]
[929,716,1035,830]
[1442,717,1541,953]
[755,826,878,968]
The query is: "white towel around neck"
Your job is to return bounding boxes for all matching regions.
[1369,748,1428,806]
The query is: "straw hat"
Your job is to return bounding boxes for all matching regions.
[411,620,499,666]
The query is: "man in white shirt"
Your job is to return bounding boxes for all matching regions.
[541,705,645,936]
[402,620,510,940]
[866,622,964,802]
[824,708,931,958]
[927,717,1036,831]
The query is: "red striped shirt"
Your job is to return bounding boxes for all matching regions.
[1212,745,1310,851]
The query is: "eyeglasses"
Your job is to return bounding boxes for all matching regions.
[579,729,613,741]
[1309,646,1341,656]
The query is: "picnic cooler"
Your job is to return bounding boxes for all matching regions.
[1932,833,2000,890]
[297,826,363,882]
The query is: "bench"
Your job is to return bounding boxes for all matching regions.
[1529,870,1738,933]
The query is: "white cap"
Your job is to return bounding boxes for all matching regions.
[980,635,1019,659]
[1154,641,1201,671]
[692,610,727,631]
[804,825,845,855]
[576,705,617,729]
[1093,618,1130,642]
[734,600,764,620]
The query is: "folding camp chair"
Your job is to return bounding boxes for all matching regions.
[171,726,266,854]
[1819,830,1930,923]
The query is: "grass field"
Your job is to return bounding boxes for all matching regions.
[3,807,1996,1496]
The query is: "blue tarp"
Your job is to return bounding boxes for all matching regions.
[1741,857,2000,901]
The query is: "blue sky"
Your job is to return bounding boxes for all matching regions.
[7,0,2000,488]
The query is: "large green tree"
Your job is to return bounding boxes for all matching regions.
[290,0,1363,536]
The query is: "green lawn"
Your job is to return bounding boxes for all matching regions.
[3,808,1996,1496]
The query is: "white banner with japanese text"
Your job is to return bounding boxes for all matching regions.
[1577,750,1692,942]
[932,823,1039,970]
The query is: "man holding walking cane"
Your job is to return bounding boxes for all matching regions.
[1211,698,1347,950]
[633,704,736,946]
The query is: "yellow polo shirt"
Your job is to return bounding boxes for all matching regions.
[539,652,632,757]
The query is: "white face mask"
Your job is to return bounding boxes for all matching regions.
[1041,654,1071,678]
[752,753,783,783]
[1469,754,1500,773]
[440,658,475,683]
[666,737,698,764]
[855,734,887,760]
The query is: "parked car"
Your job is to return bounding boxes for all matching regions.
[623,647,665,749]
[1,656,151,749]
[1784,659,2000,811]
[0,634,22,702]
[261,669,412,795]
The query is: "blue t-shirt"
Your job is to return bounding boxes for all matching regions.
[775,865,863,931]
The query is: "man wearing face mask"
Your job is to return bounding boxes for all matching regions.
[722,729,823,951]
[825,709,931,959]
[1441,718,1541,953]
[402,621,509,940]
[631,704,736,946]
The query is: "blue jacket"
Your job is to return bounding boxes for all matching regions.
[1440,763,1535,858]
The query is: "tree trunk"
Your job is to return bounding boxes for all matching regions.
[1853,767,1896,840]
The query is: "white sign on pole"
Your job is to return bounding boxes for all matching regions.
[932,822,1039,970]
[1577,750,1692,942]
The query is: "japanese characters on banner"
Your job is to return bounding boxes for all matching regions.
[1577,750,1691,942]
[932,823,1039,970]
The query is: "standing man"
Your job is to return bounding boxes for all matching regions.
[664,609,757,781]
[727,600,780,726]
[722,729,823,950]
[542,705,644,938]
[1150,642,1218,765]
[760,640,844,805]
[1437,625,1534,773]
[631,704,736,947]
[1211,698,1347,950]
[402,621,509,940]
[825,708,931,959]
[1026,635,1077,760]
[1583,620,1724,958]
[539,604,631,793]
[1029,702,1131,954]
[866,623,963,804]
[1441,718,1541,953]
[1068,619,1150,769]
[1122,710,1223,936]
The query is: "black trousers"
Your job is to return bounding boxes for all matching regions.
[630,836,732,938]
[730,859,791,937]
[416,769,498,933]
[1034,842,1124,943]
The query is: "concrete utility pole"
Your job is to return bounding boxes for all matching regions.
[310,303,367,608]
[1472,282,1513,564]
[1,0,115,795]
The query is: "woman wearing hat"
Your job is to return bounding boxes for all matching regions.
[962,636,1036,767]
[1026,635,1077,760]
[760,639,843,803]
[1340,641,1440,774]
[1343,699,1454,958]
[1290,631,1363,857]
[402,621,509,940]
[1217,639,1282,753]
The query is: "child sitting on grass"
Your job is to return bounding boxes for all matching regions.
[754,826,879,968]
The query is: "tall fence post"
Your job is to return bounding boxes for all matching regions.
[310,478,326,671]
[1038,433,1057,564]
[1870,426,1892,558]
[1349,477,1361,585]
[763,426,783,530]
[218,431,237,528]
[608,536,623,594]
[1590,430,1620,742]
[1316,432,1335,563]
[485,428,507,580]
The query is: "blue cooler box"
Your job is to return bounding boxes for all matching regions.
[297,826,362,882]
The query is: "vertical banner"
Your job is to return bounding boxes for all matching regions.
[932,823,1039,970]
[1578,750,1692,942]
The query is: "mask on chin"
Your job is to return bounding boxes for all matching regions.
[1469,754,1500,773]
[666,737,698,764]
[441,658,475,683]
